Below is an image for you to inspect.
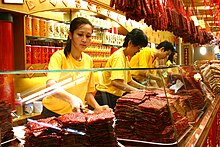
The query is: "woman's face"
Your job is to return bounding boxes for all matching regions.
[69,24,93,52]
[128,41,142,57]
[173,52,178,59]
[158,49,171,59]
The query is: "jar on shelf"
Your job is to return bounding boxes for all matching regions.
[60,23,66,39]
[32,17,40,37]
[65,23,70,39]
[47,20,55,38]
[25,16,32,36]
[54,22,60,39]
[39,19,47,37]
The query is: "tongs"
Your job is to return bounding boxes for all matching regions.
[27,119,86,136]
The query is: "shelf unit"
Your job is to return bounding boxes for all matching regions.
[15,11,126,71]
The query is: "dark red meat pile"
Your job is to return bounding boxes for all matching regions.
[115,90,190,143]
[0,101,14,144]
[197,60,220,95]
[86,111,117,147]
[24,110,117,147]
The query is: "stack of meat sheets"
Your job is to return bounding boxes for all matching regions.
[115,90,190,143]
[25,110,117,147]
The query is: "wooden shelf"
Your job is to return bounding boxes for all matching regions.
[13,113,41,127]
[26,35,67,41]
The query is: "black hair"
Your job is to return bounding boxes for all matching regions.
[167,50,178,63]
[156,40,175,52]
[123,28,148,48]
[64,17,93,57]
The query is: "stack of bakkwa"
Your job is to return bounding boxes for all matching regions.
[86,110,117,147]
[114,91,155,139]
[175,89,206,110]
[25,110,117,147]
[25,117,62,147]
[0,101,14,143]
[115,90,190,143]
[198,60,220,94]
[57,113,89,146]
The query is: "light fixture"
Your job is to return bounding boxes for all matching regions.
[214,45,219,54]
[200,46,207,55]
[191,16,199,26]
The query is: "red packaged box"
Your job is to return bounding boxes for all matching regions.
[26,45,31,64]
[31,45,41,64]
[41,46,48,64]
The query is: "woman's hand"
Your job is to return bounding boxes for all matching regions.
[69,95,85,112]
[94,105,112,112]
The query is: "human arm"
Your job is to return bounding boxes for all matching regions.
[146,73,165,87]
[128,79,146,90]
[138,70,161,83]
[46,79,85,112]
[111,79,139,92]
[85,92,111,112]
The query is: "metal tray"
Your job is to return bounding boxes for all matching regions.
[117,125,193,146]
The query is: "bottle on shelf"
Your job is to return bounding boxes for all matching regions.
[15,93,23,116]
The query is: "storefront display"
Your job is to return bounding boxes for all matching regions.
[0,64,218,146]
[0,0,219,146]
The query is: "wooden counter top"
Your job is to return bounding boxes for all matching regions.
[13,113,41,126]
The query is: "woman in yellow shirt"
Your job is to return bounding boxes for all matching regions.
[166,50,179,73]
[95,28,148,109]
[130,41,175,87]
[166,50,180,85]
[41,17,109,118]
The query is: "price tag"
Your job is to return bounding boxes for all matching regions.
[169,79,184,93]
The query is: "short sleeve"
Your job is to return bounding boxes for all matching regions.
[110,56,126,81]
[87,59,96,92]
[47,53,63,82]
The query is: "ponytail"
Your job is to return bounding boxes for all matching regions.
[64,37,71,57]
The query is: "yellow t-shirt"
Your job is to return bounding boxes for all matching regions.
[42,50,95,115]
[96,48,132,97]
[130,47,157,82]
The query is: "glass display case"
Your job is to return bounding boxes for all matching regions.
[0,65,218,146]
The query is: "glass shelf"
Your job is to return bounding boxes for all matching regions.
[26,35,67,41]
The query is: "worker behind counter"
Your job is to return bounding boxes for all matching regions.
[166,50,179,73]
[41,17,110,118]
[166,50,182,86]
[130,40,175,88]
[95,28,148,109]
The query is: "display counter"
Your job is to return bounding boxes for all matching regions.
[0,65,219,146]
[183,94,220,146]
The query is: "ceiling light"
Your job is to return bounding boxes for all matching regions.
[191,16,199,26]
[214,46,219,54]
[200,46,207,55]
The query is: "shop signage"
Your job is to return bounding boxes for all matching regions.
[3,0,24,4]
